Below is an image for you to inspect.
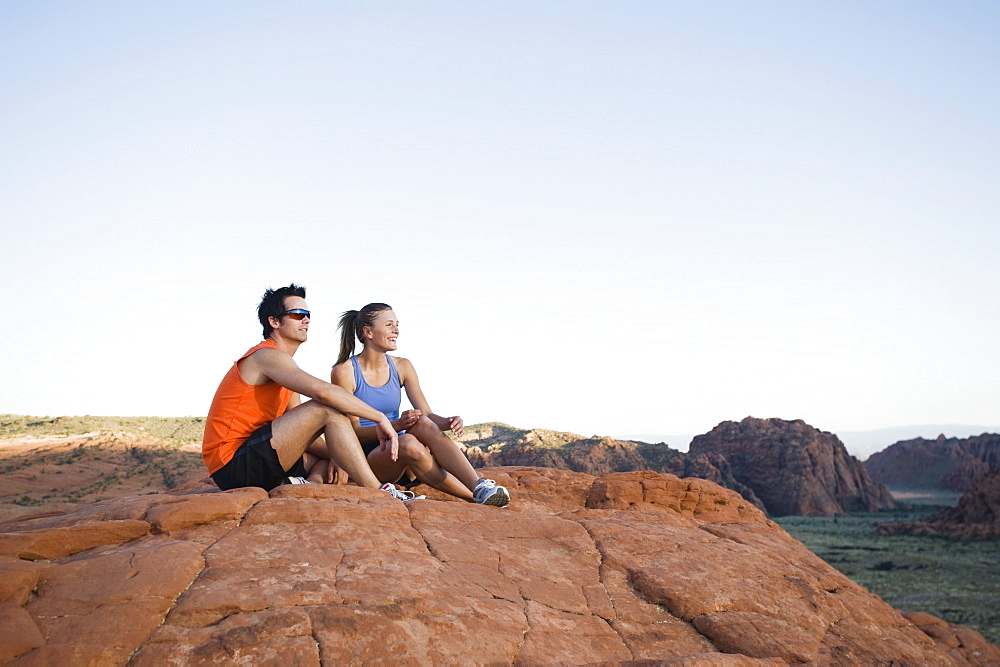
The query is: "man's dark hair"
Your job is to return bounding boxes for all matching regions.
[258,284,306,339]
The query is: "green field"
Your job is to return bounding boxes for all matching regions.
[774,499,1000,645]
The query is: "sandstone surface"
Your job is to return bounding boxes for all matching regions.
[865,433,1000,492]
[688,417,896,516]
[1,466,996,665]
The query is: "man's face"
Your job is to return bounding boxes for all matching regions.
[270,296,310,342]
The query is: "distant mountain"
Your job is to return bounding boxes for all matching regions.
[836,425,1000,461]
[877,470,1000,540]
[457,423,765,510]
[620,425,1000,460]
[689,417,895,516]
[459,418,899,516]
[616,433,695,450]
[864,433,1000,492]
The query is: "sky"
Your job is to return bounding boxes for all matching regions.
[2,1,999,451]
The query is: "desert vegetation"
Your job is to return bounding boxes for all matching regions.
[0,415,206,522]
[0,414,205,443]
[775,497,999,645]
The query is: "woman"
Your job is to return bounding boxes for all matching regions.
[331,303,509,507]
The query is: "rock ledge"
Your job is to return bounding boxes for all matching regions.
[1,466,996,665]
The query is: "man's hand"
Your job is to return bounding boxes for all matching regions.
[396,409,422,430]
[326,460,348,485]
[375,416,399,461]
[446,415,464,438]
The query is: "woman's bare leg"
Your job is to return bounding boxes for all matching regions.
[367,435,473,500]
[407,417,480,491]
[302,452,328,484]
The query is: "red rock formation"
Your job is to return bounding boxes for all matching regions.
[877,470,1000,541]
[682,451,765,510]
[460,425,768,510]
[461,426,662,477]
[688,417,896,516]
[865,433,1000,492]
[903,611,1000,665]
[1,467,995,664]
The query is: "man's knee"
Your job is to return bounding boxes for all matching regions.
[324,408,351,427]
[299,399,349,424]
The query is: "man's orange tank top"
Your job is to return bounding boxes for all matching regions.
[202,340,293,474]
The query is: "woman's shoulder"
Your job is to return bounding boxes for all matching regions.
[388,355,415,378]
[331,356,356,371]
[330,359,356,388]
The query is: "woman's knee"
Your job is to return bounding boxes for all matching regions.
[409,415,442,438]
[396,434,432,464]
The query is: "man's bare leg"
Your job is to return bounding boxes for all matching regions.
[270,400,382,488]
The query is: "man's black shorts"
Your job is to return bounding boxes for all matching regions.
[211,423,306,492]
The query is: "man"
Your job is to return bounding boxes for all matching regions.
[202,284,417,500]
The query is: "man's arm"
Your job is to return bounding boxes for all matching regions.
[254,348,399,460]
[254,348,390,427]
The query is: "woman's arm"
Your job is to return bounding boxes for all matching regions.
[330,362,373,440]
[397,357,464,437]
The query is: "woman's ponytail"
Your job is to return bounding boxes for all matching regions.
[336,303,393,366]
[336,310,359,366]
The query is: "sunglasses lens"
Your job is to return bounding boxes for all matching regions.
[285,310,310,320]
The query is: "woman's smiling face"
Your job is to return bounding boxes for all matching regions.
[365,309,399,351]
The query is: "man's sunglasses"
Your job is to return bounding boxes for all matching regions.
[280,309,311,320]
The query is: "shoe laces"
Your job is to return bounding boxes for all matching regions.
[476,479,497,490]
[381,483,422,501]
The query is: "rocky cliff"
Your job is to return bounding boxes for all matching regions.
[460,424,766,510]
[865,433,1000,492]
[2,467,996,665]
[688,417,896,516]
[877,470,1000,541]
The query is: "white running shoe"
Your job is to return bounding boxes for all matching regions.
[284,476,310,485]
[381,483,425,502]
[472,479,510,507]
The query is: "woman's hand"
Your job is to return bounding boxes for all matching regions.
[396,409,423,430]
[375,416,399,461]
[446,416,464,438]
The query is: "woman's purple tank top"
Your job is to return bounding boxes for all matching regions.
[351,355,401,427]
